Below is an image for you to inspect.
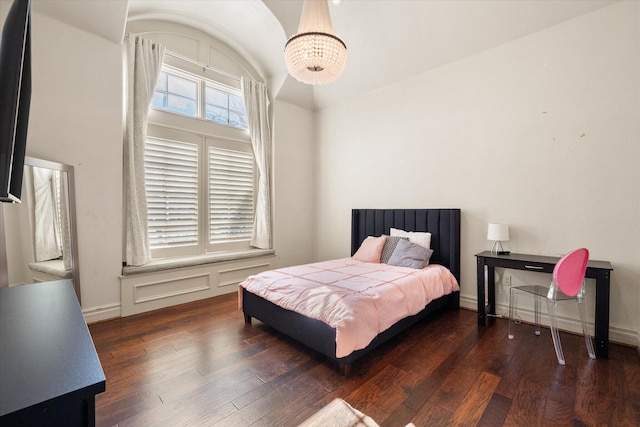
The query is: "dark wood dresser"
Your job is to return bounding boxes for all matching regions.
[0,280,105,426]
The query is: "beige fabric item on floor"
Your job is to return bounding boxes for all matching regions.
[298,398,416,427]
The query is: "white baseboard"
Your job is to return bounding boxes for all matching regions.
[631,330,640,353]
[459,295,640,349]
[460,295,478,312]
[83,303,121,324]
[80,288,640,355]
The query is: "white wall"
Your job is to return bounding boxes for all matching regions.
[315,1,640,346]
[27,12,125,310]
[272,99,316,267]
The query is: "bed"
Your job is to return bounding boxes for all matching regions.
[240,208,461,375]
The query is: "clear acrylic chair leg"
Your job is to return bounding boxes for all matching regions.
[546,298,565,365]
[577,297,596,359]
[534,294,541,336]
[508,287,517,340]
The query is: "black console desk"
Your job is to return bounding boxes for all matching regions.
[475,251,613,358]
[0,280,105,426]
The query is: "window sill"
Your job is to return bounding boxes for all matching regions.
[122,248,275,276]
[28,260,72,279]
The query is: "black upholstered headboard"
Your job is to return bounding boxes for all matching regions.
[351,209,461,282]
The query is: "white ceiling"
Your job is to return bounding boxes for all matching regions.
[31,0,619,111]
[32,0,128,43]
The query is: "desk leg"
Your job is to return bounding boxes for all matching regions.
[477,257,485,326]
[594,270,610,358]
[86,396,97,427]
[487,265,496,321]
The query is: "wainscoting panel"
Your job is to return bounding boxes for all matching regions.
[135,273,211,303]
[217,262,271,288]
[120,255,275,317]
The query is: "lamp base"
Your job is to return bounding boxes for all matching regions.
[491,241,509,255]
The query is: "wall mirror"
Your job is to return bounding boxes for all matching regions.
[0,156,80,300]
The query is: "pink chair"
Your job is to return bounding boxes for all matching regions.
[508,248,596,365]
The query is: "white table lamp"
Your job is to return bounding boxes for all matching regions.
[487,223,510,255]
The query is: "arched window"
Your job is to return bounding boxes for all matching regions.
[128,23,263,259]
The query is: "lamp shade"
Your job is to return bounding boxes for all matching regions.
[284,0,347,85]
[487,223,509,241]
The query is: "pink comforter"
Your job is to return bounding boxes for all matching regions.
[238,258,459,358]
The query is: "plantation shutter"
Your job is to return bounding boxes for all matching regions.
[208,147,254,243]
[145,138,198,248]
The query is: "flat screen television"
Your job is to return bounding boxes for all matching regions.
[0,0,31,203]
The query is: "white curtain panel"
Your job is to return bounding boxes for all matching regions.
[124,36,165,266]
[58,171,72,271]
[33,167,61,262]
[241,77,273,249]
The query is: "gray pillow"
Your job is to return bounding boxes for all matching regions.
[387,238,434,269]
[380,235,406,263]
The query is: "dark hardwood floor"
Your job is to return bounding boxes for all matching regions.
[89,292,640,426]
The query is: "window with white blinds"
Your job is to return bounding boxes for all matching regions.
[144,132,254,258]
[208,147,254,244]
[145,137,199,249]
[144,56,254,259]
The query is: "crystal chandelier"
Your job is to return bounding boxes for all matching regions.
[284,0,347,85]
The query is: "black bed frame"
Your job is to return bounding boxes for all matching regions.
[242,208,461,375]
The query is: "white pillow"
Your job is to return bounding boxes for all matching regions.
[390,227,431,249]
